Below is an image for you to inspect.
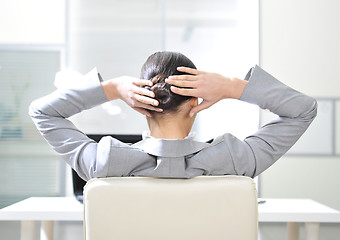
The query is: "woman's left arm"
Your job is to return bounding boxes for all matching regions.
[101,76,162,117]
[29,68,159,180]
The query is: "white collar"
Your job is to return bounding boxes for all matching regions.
[142,131,196,140]
[133,131,208,158]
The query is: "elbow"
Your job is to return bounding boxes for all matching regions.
[299,96,318,122]
[307,97,318,121]
[28,100,39,118]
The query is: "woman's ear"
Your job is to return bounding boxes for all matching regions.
[190,97,198,107]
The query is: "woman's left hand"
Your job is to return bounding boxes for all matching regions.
[101,76,163,117]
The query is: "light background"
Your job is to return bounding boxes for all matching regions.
[1,0,340,239]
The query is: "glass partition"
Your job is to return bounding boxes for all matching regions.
[68,0,259,141]
[0,49,62,207]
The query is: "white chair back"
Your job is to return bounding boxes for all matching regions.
[84,176,258,240]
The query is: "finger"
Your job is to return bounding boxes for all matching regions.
[134,102,163,112]
[165,79,197,88]
[133,85,155,98]
[133,79,153,87]
[189,101,213,117]
[167,75,197,81]
[170,86,199,97]
[133,107,152,117]
[134,93,159,106]
[177,66,204,75]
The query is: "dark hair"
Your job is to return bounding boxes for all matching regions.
[140,51,196,112]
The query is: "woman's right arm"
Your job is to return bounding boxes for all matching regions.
[165,67,247,117]
[166,66,318,177]
[239,66,317,176]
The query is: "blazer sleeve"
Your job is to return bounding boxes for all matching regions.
[236,65,318,177]
[29,68,109,181]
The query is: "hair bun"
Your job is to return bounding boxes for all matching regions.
[140,52,195,113]
[151,74,173,109]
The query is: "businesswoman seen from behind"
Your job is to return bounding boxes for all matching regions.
[29,52,317,181]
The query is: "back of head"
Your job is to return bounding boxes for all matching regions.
[140,51,196,113]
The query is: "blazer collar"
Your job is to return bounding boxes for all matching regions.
[132,134,210,158]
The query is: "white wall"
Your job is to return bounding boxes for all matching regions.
[68,0,259,142]
[259,0,340,210]
[0,0,65,44]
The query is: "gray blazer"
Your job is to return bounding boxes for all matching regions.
[29,66,317,181]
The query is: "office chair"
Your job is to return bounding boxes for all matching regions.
[83,176,258,240]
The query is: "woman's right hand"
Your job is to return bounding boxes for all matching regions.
[165,67,247,117]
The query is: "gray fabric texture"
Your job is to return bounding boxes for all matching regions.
[29,66,317,180]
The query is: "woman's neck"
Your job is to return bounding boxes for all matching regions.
[147,115,193,139]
